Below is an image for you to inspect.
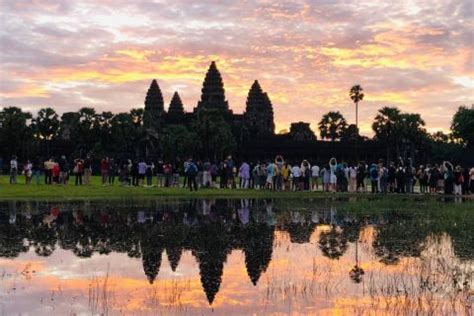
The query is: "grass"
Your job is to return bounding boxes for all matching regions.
[1,175,473,204]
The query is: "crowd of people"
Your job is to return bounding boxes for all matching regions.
[5,155,474,196]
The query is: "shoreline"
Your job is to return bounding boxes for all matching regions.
[1,177,473,202]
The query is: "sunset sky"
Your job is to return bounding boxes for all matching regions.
[0,0,472,135]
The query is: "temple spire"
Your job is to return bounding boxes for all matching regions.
[144,79,165,130]
[245,80,264,113]
[168,91,184,115]
[244,80,275,136]
[196,61,229,112]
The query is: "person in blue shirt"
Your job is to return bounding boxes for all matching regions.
[185,158,198,191]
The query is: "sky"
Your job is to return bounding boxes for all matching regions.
[0,0,473,136]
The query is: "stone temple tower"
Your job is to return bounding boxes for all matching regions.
[195,61,230,113]
[143,79,165,131]
[244,80,275,136]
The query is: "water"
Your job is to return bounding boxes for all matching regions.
[0,198,472,315]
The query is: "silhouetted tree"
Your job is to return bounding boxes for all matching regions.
[318,111,347,141]
[0,107,33,157]
[451,105,474,147]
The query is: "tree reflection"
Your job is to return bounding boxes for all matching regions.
[0,199,472,306]
[373,212,429,264]
[319,226,348,260]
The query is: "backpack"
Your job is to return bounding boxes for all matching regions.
[187,163,198,175]
[370,168,378,179]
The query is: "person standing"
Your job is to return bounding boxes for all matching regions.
[387,162,396,193]
[369,164,379,193]
[349,164,357,193]
[185,159,198,191]
[137,159,147,186]
[395,166,405,193]
[329,158,337,192]
[311,163,320,191]
[83,155,92,185]
[23,160,32,185]
[264,161,274,190]
[202,160,211,188]
[274,156,284,191]
[210,162,218,188]
[163,162,173,187]
[291,163,301,191]
[44,158,54,185]
[119,160,131,186]
[252,163,261,190]
[281,162,290,191]
[300,160,311,191]
[101,157,110,185]
[429,164,440,194]
[444,163,454,195]
[52,161,60,184]
[58,155,69,185]
[379,164,388,193]
[239,161,250,189]
[9,156,18,184]
[417,165,427,194]
[225,156,235,189]
[109,158,117,185]
[453,166,464,196]
[453,166,464,195]
[145,160,154,186]
[356,162,366,193]
[74,158,84,185]
[32,158,41,185]
[156,160,164,187]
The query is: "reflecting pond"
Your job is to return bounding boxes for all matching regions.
[0,198,473,315]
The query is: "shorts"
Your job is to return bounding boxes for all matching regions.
[266,175,273,184]
[330,175,337,184]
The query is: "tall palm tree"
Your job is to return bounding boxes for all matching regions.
[350,85,364,130]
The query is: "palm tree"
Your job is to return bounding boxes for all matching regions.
[350,85,364,130]
[318,111,348,141]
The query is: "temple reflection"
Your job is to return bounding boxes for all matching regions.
[0,199,472,306]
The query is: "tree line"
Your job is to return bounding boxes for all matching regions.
[0,104,473,164]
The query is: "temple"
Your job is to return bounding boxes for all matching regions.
[143,61,386,162]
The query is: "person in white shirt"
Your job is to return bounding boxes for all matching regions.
[349,165,357,192]
[10,156,18,184]
[291,165,301,191]
[311,164,320,191]
[23,160,33,185]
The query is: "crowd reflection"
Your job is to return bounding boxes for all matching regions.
[0,199,472,305]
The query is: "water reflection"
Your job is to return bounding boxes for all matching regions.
[0,199,472,315]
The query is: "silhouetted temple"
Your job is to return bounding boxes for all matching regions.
[143,61,386,161]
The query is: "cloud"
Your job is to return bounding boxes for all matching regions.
[0,0,472,135]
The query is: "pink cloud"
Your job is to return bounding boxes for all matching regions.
[0,0,472,135]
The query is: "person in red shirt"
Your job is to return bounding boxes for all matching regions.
[101,157,110,185]
[52,163,60,184]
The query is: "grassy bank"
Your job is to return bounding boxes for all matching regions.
[1,175,473,203]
